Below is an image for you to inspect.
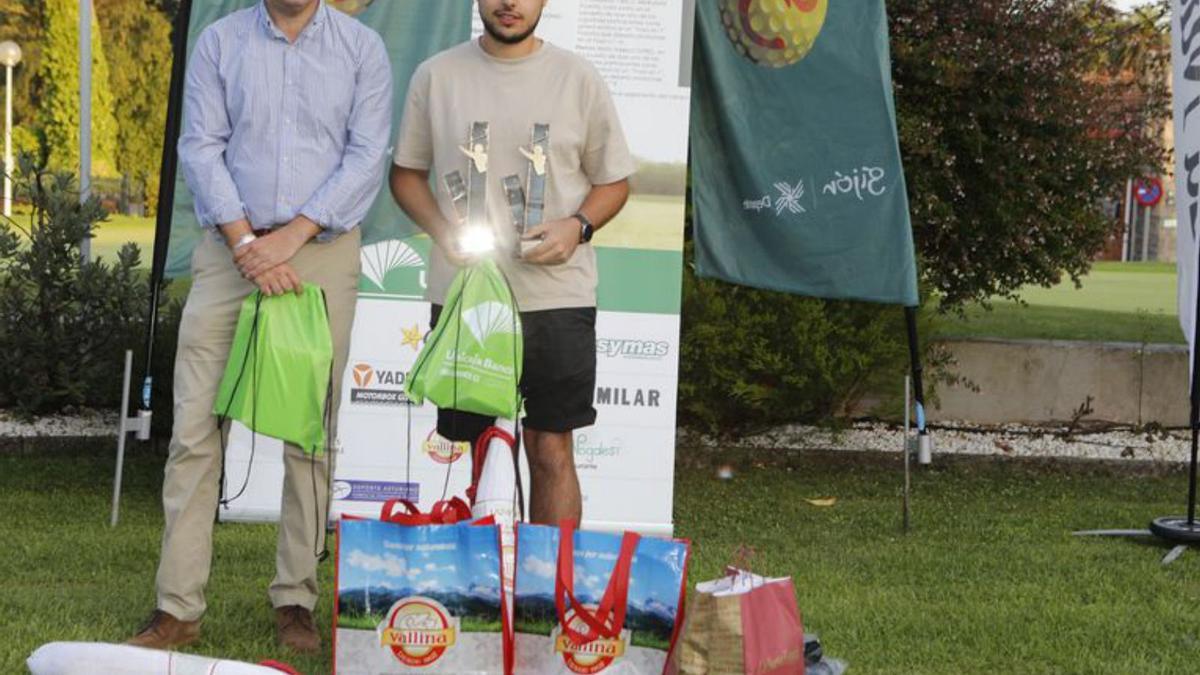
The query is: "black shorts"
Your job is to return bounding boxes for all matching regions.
[429,304,597,441]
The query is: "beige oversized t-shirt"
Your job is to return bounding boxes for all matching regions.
[393,39,635,312]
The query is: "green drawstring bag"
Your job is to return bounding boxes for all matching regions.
[406,259,523,419]
[213,283,334,456]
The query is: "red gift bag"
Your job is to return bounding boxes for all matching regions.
[669,569,804,675]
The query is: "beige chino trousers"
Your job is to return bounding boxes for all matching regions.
[155,229,360,621]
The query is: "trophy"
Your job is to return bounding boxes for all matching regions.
[514,123,550,257]
[502,175,528,259]
[447,122,551,258]
[452,122,496,255]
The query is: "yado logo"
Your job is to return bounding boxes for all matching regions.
[552,606,629,674]
[596,338,670,361]
[379,597,459,667]
[423,429,469,465]
[352,363,375,388]
[349,362,409,406]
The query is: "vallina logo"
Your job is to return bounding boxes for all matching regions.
[379,597,458,667]
[720,0,828,68]
[360,239,426,297]
[596,338,670,361]
[350,363,409,406]
[552,607,629,674]
[423,429,469,465]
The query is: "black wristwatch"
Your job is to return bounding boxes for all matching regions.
[574,211,595,243]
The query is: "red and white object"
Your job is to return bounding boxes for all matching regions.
[468,419,519,524]
[668,569,806,675]
[468,419,520,625]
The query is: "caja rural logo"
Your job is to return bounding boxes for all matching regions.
[378,597,459,667]
[551,607,629,674]
[720,0,828,68]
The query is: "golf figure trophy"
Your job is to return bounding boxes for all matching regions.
[505,123,550,257]
[448,122,550,258]
[447,122,496,255]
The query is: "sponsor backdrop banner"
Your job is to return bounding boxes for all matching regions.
[689,0,919,306]
[1174,1,1199,383]
[170,1,692,535]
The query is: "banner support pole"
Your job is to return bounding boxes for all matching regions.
[904,306,931,464]
[1142,222,1200,546]
[138,0,194,420]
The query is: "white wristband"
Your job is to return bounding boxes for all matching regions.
[232,233,257,251]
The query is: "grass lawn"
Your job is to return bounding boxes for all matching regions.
[934,262,1184,344]
[4,206,157,265]
[3,442,1199,673]
[596,193,685,251]
[90,213,158,264]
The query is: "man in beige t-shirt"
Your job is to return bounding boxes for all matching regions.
[390,0,634,524]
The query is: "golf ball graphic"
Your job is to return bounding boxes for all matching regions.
[721,0,828,68]
[326,0,374,16]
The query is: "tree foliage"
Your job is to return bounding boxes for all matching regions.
[889,0,1170,309]
[0,2,44,145]
[97,0,172,213]
[37,0,122,178]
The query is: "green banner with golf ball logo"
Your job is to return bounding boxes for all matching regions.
[690,0,919,306]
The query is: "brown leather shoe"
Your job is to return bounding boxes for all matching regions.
[127,609,201,649]
[275,605,320,653]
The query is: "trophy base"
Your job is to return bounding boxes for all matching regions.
[518,238,542,258]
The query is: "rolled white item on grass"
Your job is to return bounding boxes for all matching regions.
[27,642,293,675]
[470,418,518,624]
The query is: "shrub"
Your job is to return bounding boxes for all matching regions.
[678,253,918,437]
[0,154,148,414]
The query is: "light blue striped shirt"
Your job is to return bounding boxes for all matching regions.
[178,2,393,239]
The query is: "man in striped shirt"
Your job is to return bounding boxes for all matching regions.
[127,0,392,653]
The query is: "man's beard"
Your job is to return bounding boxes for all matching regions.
[481,8,542,45]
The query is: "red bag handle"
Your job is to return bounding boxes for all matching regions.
[380,497,473,525]
[554,521,640,646]
[380,499,423,523]
[430,497,473,524]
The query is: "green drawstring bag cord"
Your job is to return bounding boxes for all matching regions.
[214,283,334,456]
[406,259,524,420]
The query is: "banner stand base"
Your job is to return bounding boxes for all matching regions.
[1148,516,1200,543]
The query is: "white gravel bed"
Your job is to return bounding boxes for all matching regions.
[0,409,119,438]
[683,421,1194,464]
[1,409,1192,464]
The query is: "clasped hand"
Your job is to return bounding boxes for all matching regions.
[234,228,307,296]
